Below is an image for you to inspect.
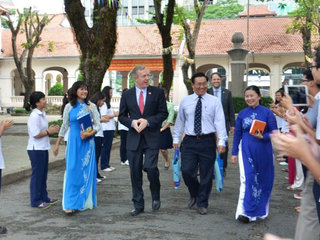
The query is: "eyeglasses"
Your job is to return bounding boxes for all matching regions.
[309,65,317,70]
[301,79,313,83]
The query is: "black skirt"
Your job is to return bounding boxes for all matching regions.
[160,127,173,150]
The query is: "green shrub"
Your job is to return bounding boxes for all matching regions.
[232,96,274,113]
[48,82,64,96]
[13,107,28,114]
[48,119,63,137]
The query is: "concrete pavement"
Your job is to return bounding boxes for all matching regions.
[0,114,118,185]
[0,114,298,239]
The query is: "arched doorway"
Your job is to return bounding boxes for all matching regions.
[43,67,69,94]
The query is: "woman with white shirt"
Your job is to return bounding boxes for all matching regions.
[90,92,108,182]
[26,91,60,209]
[100,86,118,172]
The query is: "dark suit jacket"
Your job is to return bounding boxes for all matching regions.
[119,86,168,151]
[208,88,235,132]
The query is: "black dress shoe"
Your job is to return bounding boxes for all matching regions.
[198,207,207,215]
[130,208,144,216]
[187,197,196,209]
[237,215,249,223]
[152,200,161,211]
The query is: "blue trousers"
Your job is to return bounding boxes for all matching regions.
[28,150,50,207]
[100,130,114,169]
[181,135,216,208]
[94,136,103,176]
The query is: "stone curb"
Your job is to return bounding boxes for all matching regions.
[2,138,121,186]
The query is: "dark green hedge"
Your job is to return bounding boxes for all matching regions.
[233,96,274,113]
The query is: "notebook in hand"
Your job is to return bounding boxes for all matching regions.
[249,119,266,135]
[77,113,93,132]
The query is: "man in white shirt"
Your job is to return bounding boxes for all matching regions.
[173,72,227,215]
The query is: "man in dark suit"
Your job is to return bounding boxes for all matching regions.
[208,72,235,176]
[119,65,168,216]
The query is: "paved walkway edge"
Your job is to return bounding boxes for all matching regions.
[2,139,120,186]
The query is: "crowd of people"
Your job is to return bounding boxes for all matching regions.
[0,54,320,238]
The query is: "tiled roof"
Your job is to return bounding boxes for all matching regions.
[196,17,302,55]
[238,5,277,18]
[0,14,303,59]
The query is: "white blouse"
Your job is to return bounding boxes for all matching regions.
[27,109,50,150]
[100,102,116,131]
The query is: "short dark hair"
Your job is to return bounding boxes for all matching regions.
[191,72,208,84]
[25,91,45,111]
[303,69,314,81]
[211,72,222,79]
[69,81,89,106]
[245,85,261,97]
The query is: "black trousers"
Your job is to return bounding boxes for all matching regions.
[181,135,216,208]
[127,136,160,210]
[119,130,128,163]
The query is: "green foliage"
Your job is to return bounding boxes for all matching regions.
[77,72,84,81]
[48,41,55,52]
[203,0,244,20]
[13,107,28,114]
[48,119,63,138]
[48,82,64,96]
[1,17,8,28]
[233,96,274,113]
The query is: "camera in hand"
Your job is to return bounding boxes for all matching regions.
[284,85,309,106]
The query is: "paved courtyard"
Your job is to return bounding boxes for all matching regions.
[0,142,297,240]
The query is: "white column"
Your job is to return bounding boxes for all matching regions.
[144,0,149,19]
[173,59,188,106]
[269,57,282,99]
[34,74,43,92]
[68,74,77,89]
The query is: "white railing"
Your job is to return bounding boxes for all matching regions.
[10,96,64,108]
[9,95,121,109]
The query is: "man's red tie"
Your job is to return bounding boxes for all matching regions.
[139,90,144,114]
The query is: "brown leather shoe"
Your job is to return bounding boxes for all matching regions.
[187,197,196,209]
[198,207,207,215]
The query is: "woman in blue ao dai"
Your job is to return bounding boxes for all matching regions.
[231,86,277,223]
[54,82,101,214]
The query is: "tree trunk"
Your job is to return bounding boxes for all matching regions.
[154,0,175,96]
[180,0,208,95]
[65,0,118,98]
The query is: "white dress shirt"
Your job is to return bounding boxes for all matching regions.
[135,86,147,105]
[27,108,50,150]
[173,93,228,146]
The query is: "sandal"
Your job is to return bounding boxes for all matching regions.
[35,202,50,209]
[64,209,75,214]
[49,198,59,205]
[295,206,301,213]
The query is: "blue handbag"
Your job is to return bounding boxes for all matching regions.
[214,151,224,192]
[172,149,181,189]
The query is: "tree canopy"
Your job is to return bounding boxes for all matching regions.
[203,0,244,20]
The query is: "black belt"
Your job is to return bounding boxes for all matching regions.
[185,133,215,140]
